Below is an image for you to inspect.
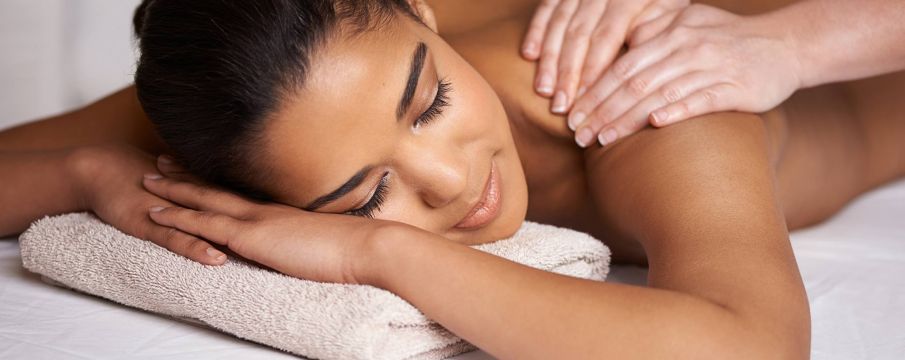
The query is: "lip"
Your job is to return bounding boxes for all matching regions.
[454,160,503,230]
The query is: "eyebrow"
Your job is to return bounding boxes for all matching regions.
[304,165,374,211]
[396,42,428,120]
[305,42,428,212]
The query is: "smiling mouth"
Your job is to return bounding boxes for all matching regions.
[454,160,502,230]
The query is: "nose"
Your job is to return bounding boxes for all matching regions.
[396,140,469,209]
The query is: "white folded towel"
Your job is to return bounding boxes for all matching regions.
[19,212,610,360]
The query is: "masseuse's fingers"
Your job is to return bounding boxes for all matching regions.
[522,0,560,60]
[573,48,696,143]
[148,206,245,250]
[629,9,681,46]
[650,83,738,127]
[549,0,609,113]
[574,6,634,100]
[630,3,671,30]
[591,71,720,146]
[142,174,257,219]
[536,0,581,96]
[144,222,227,265]
[569,33,676,139]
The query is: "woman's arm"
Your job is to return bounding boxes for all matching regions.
[0,84,161,234]
[0,145,227,265]
[0,88,227,263]
[0,85,165,153]
[368,113,809,359]
[0,150,83,236]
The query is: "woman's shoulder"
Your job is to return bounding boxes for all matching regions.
[444,16,573,140]
[428,0,539,35]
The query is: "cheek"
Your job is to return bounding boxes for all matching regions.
[446,68,510,143]
[372,188,444,237]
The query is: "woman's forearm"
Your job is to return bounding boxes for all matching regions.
[0,86,166,154]
[0,150,85,237]
[775,0,905,88]
[370,228,781,360]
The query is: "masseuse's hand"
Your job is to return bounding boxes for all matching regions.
[568,4,802,147]
[142,169,397,285]
[70,145,226,265]
[522,0,689,113]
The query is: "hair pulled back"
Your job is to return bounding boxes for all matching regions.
[133,0,413,200]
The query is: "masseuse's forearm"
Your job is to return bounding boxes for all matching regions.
[776,0,905,88]
[372,231,770,360]
[0,150,85,237]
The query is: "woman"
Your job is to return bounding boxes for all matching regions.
[1,0,904,358]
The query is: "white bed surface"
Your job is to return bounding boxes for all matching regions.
[2,179,904,359]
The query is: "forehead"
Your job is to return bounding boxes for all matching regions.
[260,17,424,206]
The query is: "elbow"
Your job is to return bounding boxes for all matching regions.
[700,309,811,360]
[758,321,811,360]
[714,335,810,360]
[686,329,809,360]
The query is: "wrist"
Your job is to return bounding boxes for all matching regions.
[759,2,820,89]
[63,146,103,211]
[356,223,446,289]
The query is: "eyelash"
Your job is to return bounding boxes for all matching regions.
[346,79,452,218]
[413,79,452,128]
[345,172,390,219]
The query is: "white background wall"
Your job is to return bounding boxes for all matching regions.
[0,0,141,131]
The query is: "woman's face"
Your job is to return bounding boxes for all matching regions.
[259,13,529,245]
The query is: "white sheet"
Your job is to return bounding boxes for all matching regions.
[2,179,904,359]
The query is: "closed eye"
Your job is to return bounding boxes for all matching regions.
[414,78,451,129]
[344,172,390,218]
[345,79,451,218]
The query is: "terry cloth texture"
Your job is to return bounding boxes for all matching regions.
[19,212,610,360]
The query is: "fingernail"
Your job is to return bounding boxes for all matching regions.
[575,128,594,148]
[599,129,619,147]
[551,91,568,114]
[568,112,586,131]
[522,42,536,57]
[144,173,163,180]
[651,110,670,126]
[158,155,173,165]
[537,74,554,95]
[149,206,165,213]
[577,86,587,98]
[206,247,225,260]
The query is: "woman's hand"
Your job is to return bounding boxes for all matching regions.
[141,168,397,285]
[69,145,226,265]
[522,0,689,114]
[568,5,802,147]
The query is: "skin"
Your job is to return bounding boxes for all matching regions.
[1,0,905,357]
[253,18,530,246]
[556,0,905,147]
[521,0,689,114]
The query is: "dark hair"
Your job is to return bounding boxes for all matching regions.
[133,0,415,200]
